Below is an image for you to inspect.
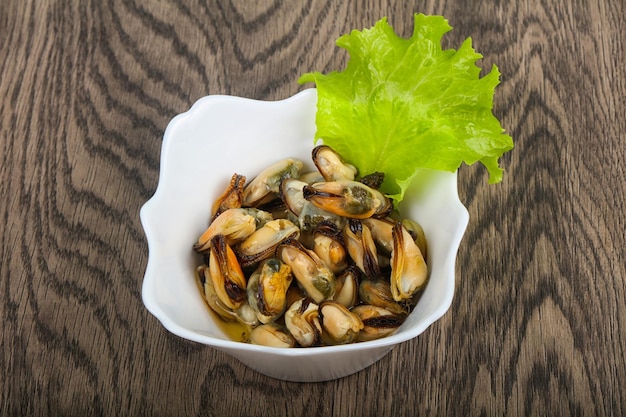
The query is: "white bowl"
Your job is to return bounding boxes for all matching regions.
[140,89,469,382]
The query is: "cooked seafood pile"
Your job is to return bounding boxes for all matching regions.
[193,145,428,347]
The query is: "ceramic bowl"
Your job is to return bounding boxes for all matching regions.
[140,89,469,382]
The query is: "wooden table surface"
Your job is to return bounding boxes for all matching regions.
[2,1,625,416]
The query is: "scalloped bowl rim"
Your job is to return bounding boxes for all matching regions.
[140,89,469,373]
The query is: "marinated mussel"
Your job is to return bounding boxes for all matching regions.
[193,147,429,347]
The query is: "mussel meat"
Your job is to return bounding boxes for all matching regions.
[208,234,248,310]
[277,239,336,303]
[284,298,322,347]
[196,265,259,327]
[279,178,308,217]
[402,218,428,261]
[302,179,392,219]
[312,145,358,181]
[362,217,395,254]
[390,222,428,302]
[247,258,293,324]
[352,305,404,342]
[243,158,304,207]
[211,173,246,221]
[343,219,381,279]
[333,266,360,309]
[236,219,300,268]
[250,323,296,348]
[319,301,363,345]
[358,279,405,315]
[194,208,273,252]
[313,221,349,274]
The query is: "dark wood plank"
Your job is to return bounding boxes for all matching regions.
[1,0,624,416]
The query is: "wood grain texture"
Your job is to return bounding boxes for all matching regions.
[1,0,624,416]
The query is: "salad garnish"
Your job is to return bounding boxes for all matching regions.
[299,13,514,203]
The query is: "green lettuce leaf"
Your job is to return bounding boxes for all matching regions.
[298,13,514,203]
